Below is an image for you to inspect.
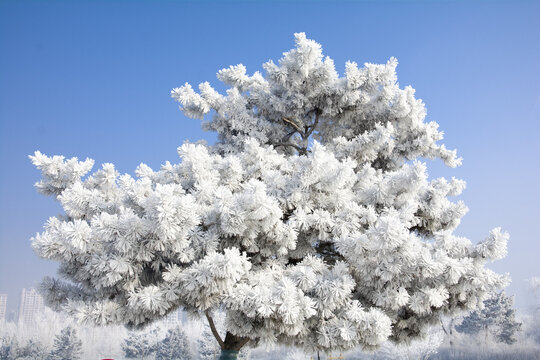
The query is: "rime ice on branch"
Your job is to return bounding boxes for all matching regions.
[30,33,509,357]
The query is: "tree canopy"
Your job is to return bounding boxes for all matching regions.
[30,33,508,356]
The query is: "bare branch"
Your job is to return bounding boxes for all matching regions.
[205,310,225,349]
[305,109,320,138]
[281,129,298,143]
[281,117,303,133]
[271,142,305,153]
[439,315,449,336]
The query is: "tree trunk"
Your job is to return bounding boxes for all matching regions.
[206,311,249,360]
[217,332,249,359]
[218,349,240,360]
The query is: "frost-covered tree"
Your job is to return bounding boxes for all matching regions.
[0,336,26,360]
[47,325,83,360]
[237,346,251,360]
[456,292,521,344]
[122,326,160,359]
[529,277,540,343]
[155,325,192,360]
[16,339,48,360]
[199,329,220,360]
[30,33,509,359]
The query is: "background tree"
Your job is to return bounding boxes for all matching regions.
[199,328,220,360]
[122,326,160,360]
[371,329,444,360]
[0,338,48,360]
[237,346,251,360]
[0,335,22,360]
[30,33,509,359]
[16,340,48,360]
[155,325,193,360]
[47,325,83,360]
[530,277,540,343]
[456,292,521,344]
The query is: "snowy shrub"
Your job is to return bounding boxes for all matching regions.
[47,325,83,360]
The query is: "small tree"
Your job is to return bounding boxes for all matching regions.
[237,347,251,360]
[18,340,48,360]
[30,33,509,359]
[47,325,83,360]
[0,336,21,360]
[0,337,47,360]
[122,327,160,359]
[155,326,192,360]
[199,329,220,360]
[456,292,521,344]
[530,277,540,343]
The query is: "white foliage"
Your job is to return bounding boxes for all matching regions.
[286,348,311,360]
[371,328,444,360]
[30,33,509,353]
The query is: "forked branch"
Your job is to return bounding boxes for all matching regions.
[271,109,320,156]
[305,109,320,139]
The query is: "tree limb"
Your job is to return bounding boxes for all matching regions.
[439,315,449,336]
[272,142,305,153]
[205,310,225,349]
[274,111,319,155]
[281,129,298,143]
[305,109,320,138]
[281,116,303,133]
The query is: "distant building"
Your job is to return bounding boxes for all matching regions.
[0,294,7,322]
[18,288,45,326]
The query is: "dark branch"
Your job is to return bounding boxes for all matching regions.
[281,129,298,143]
[305,109,320,138]
[272,142,305,153]
[223,331,250,351]
[439,315,449,336]
[272,110,320,156]
[281,116,303,133]
[205,310,225,349]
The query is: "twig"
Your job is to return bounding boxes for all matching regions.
[439,315,449,336]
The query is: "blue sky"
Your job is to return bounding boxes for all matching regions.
[0,0,539,314]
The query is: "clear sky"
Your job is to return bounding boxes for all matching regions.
[0,0,539,314]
